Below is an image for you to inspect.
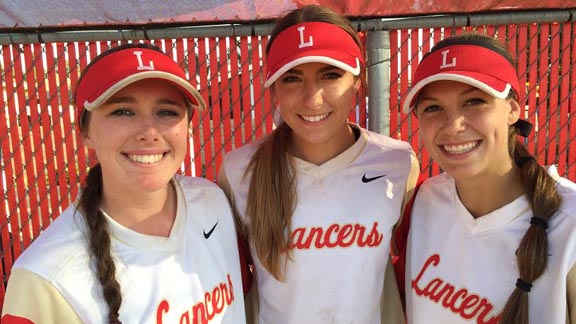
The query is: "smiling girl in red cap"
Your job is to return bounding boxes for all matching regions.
[218,5,419,324]
[2,44,246,324]
[403,34,576,324]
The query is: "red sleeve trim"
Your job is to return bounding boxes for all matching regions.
[1,315,36,324]
[237,231,254,295]
[392,177,423,309]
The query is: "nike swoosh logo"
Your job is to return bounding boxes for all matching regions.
[203,222,218,239]
[362,173,386,183]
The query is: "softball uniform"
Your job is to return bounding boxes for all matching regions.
[406,169,576,324]
[220,124,416,324]
[2,175,246,324]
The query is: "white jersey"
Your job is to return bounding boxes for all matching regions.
[220,125,416,324]
[2,175,246,324]
[406,171,576,324]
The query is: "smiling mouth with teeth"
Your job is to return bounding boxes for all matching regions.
[442,141,479,154]
[300,113,330,123]
[127,153,165,164]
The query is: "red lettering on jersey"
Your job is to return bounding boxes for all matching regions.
[204,290,214,321]
[337,224,355,247]
[156,274,235,324]
[289,222,384,250]
[180,312,191,324]
[411,254,501,324]
[324,223,339,248]
[191,302,206,324]
[156,300,170,323]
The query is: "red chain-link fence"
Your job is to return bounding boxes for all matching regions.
[390,22,575,179]
[0,18,574,307]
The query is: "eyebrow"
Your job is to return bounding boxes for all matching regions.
[285,65,341,75]
[104,96,184,106]
[419,85,482,101]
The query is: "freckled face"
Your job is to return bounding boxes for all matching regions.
[415,80,520,181]
[82,79,189,193]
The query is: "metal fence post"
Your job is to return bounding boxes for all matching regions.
[366,30,391,136]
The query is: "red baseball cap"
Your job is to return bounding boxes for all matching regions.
[75,47,206,116]
[265,22,364,88]
[402,44,521,113]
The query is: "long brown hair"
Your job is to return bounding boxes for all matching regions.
[427,34,562,324]
[245,5,363,280]
[76,43,166,324]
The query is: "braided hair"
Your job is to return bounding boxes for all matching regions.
[427,34,562,324]
[75,43,166,323]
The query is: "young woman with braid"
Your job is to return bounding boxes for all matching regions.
[218,5,419,324]
[402,34,576,323]
[2,43,246,323]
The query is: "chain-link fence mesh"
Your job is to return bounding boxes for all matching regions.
[0,17,574,306]
[390,22,575,180]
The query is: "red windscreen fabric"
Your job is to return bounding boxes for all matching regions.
[0,0,573,28]
[0,22,573,312]
[558,24,571,177]
[389,23,575,180]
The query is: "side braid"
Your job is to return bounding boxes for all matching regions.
[499,131,562,324]
[73,43,167,323]
[422,33,563,323]
[77,164,123,323]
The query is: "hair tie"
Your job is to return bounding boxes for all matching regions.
[513,119,533,137]
[517,155,535,167]
[530,216,548,229]
[516,278,533,292]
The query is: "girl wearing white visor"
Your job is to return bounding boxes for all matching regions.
[2,43,246,324]
[219,5,419,324]
[403,34,576,324]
